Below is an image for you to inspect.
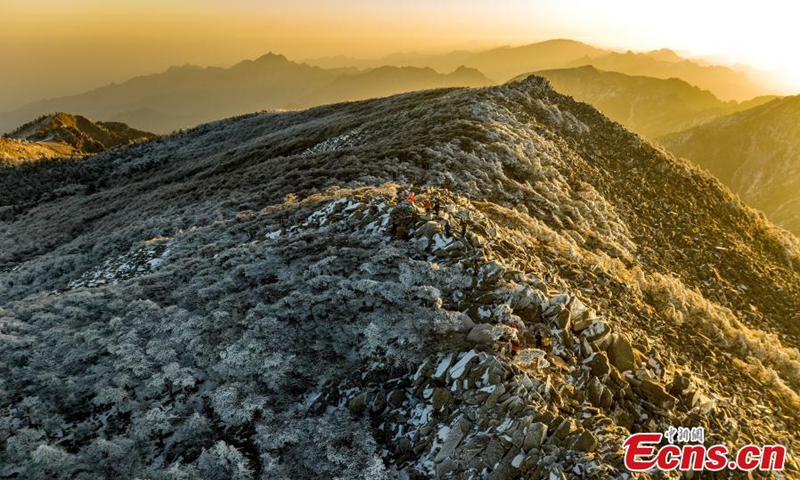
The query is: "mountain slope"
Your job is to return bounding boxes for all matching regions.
[522,66,775,138]
[1,78,799,478]
[461,39,608,82]
[305,40,775,101]
[571,50,770,101]
[0,56,493,135]
[292,66,493,108]
[8,112,156,152]
[306,50,476,73]
[0,54,349,134]
[304,40,606,78]
[660,95,800,236]
[0,137,78,164]
[0,113,155,165]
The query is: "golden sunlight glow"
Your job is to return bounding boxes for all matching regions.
[2,0,800,110]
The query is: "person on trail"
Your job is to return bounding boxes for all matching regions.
[461,222,468,237]
[408,192,416,203]
[423,199,432,212]
[444,222,452,236]
[433,198,440,215]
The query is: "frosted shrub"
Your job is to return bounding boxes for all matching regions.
[196,441,253,480]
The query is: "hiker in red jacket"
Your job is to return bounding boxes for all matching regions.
[408,192,416,203]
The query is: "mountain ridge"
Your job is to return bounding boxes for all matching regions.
[305,39,775,100]
[0,112,156,164]
[1,77,798,478]
[0,55,490,135]
[520,65,777,138]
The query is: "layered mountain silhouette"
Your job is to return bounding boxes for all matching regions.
[0,54,492,134]
[291,65,492,108]
[661,95,800,236]
[306,39,606,81]
[1,112,155,164]
[2,39,775,138]
[307,40,773,101]
[2,78,799,478]
[523,66,777,138]
[566,50,769,101]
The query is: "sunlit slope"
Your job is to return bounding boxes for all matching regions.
[661,95,800,237]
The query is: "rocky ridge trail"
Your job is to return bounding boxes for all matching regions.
[260,185,798,478]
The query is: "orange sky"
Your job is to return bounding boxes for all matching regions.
[2,0,800,110]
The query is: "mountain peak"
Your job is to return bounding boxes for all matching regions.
[508,73,554,92]
[646,48,684,62]
[7,112,156,155]
[254,52,290,64]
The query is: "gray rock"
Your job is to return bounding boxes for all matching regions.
[434,417,473,463]
[432,388,452,411]
[415,220,442,239]
[467,324,495,344]
[584,352,611,377]
[553,308,571,330]
[581,320,611,345]
[587,377,604,406]
[462,434,491,462]
[347,391,368,414]
[639,378,677,410]
[607,334,636,372]
[476,438,507,470]
[485,383,506,409]
[571,316,596,333]
[479,261,506,286]
[435,458,460,478]
[523,423,548,450]
[572,430,598,452]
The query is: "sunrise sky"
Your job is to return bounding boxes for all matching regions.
[2,0,800,110]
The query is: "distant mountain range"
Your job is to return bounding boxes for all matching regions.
[291,65,491,109]
[0,54,492,134]
[1,112,155,164]
[564,49,769,102]
[660,95,800,236]
[1,39,779,136]
[524,66,777,138]
[307,39,773,101]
